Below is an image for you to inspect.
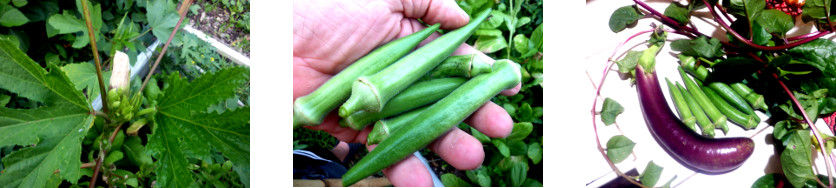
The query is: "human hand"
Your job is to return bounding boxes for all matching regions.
[293,0,521,186]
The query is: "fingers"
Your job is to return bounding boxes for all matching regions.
[395,0,470,30]
[367,145,435,186]
[465,102,514,138]
[304,112,373,144]
[429,128,485,170]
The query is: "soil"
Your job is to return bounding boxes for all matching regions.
[186,0,250,57]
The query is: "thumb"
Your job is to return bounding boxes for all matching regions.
[397,0,470,30]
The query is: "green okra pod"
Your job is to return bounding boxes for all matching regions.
[678,83,715,137]
[708,82,756,115]
[292,24,441,129]
[366,105,430,145]
[340,78,466,130]
[427,54,492,78]
[666,78,697,132]
[730,83,768,111]
[702,86,760,129]
[341,59,520,186]
[679,67,729,134]
[339,9,492,117]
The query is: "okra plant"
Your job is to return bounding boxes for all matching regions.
[0,0,250,187]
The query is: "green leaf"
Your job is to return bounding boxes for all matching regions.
[0,94,9,107]
[661,175,677,188]
[663,2,690,24]
[123,136,153,167]
[529,23,543,53]
[606,135,635,163]
[507,140,528,156]
[516,16,530,28]
[0,37,93,187]
[46,11,84,37]
[509,161,527,186]
[62,63,111,100]
[527,142,542,164]
[0,6,28,27]
[474,35,507,53]
[751,173,780,188]
[497,155,527,172]
[507,122,533,141]
[616,50,642,74]
[46,1,103,49]
[441,173,473,187]
[492,139,510,157]
[787,39,836,73]
[750,21,772,46]
[670,36,723,59]
[609,5,642,33]
[11,0,26,7]
[781,130,816,188]
[601,98,624,125]
[522,178,543,187]
[729,0,765,25]
[802,0,830,20]
[148,67,250,187]
[147,0,181,44]
[513,34,530,55]
[755,9,794,35]
[640,161,663,187]
[474,28,502,36]
[479,10,505,29]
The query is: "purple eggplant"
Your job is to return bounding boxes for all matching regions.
[635,66,755,174]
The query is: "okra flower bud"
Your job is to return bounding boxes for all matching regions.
[109,51,131,91]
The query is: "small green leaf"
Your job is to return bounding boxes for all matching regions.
[755,9,794,35]
[527,142,542,164]
[479,10,505,29]
[751,173,780,188]
[606,135,635,163]
[663,2,690,24]
[62,63,112,100]
[507,140,528,156]
[510,161,527,186]
[507,122,533,141]
[441,173,473,187]
[640,161,664,187]
[670,36,723,59]
[11,0,26,7]
[516,16,530,28]
[474,28,502,36]
[492,139,511,157]
[123,136,153,167]
[497,155,527,172]
[517,102,533,121]
[0,6,28,27]
[476,172,491,187]
[781,130,816,188]
[474,35,508,53]
[529,23,543,52]
[609,5,642,33]
[601,98,624,125]
[802,0,830,20]
[0,94,9,107]
[513,34,530,55]
[522,178,543,187]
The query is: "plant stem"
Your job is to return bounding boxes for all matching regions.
[772,72,834,188]
[81,0,109,116]
[89,123,123,188]
[140,0,193,93]
[703,1,833,51]
[129,28,153,42]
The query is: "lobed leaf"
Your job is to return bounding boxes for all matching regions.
[148,67,250,187]
[0,37,93,187]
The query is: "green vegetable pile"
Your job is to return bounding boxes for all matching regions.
[593,0,836,187]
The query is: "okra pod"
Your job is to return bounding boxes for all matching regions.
[342,59,520,186]
[427,54,492,78]
[339,9,492,116]
[340,78,466,130]
[708,82,756,115]
[679,67,729,134]
[366,106,430,145]
[292,24,441,129]
[702,86,760,129]
[678,83,715,137]
[730,83,768,111]
[666,78,697,132]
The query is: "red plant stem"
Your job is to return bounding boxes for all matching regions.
[703,1,833,51]
[88,124,123,188]
[80,0,108,115]
[633,0,706,38]
[139,0,193,93]
[772,72,834,188]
